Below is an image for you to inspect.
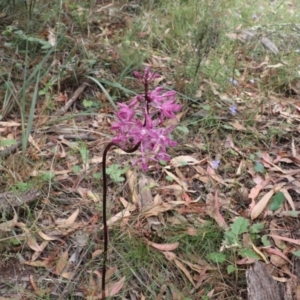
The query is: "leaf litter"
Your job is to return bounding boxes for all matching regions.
[1,1,300,299]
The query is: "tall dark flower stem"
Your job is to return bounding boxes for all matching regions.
[101,141,140,300]
[101,68,180,299]
[101,77,149,299]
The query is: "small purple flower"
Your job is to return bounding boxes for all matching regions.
[211,160,220,169]
[229,104,237,115]
[229,78,238,86]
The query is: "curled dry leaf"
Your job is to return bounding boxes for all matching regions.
[26,235,43,252]
[92,249,103,260]
[55,249,68,275]
[270,254,288,268]
[0,209,18,231]
[55,208,79,227]
[248,179,269,203]
[162,251,194,286]
[138,174,154,212]
[38,231,59,241]
[170,155,202,167]
[251,241,268,263]
[163,168,189,191]
[184,227,198,236]
[141,202,176,218]
[163,251,177,261]
[96,276,125,299]
[61,272,73,279]
[31,241,49,261]
[272,276,287,283]
[251,189,274,220]
[147,240,179,251]
[174,259,195,287]
[126,169,139,204]
[280,188,295,211]
[270,221,286,249]
[269,234,300,246]
[23,260,50,268]
[205,192,228,229]
[119,197,136,212]
[104,209,131,228]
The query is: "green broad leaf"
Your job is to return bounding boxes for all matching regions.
[106,164,127,183]
[288,211,298,217]
[42,171,55,181]
[222,124,234,130]
[87,59,97,66]
[230,217,249,236]
[176,126,189,134]
[159,160,167,166]
[41,42,52,49]
[166,175,174,182]
[106,164,119,175]
[224,231,239,245]
[38,89,46,95]
[249,154,255,161]
[79,145,89,164]
[292,250,300,257]
[254,162,265,174]
[261,235,271,247]
[110,175,124,182]
[14,30,24,35]
[10,238,20,245]
[235,69,241,77]
[227,265,237,274]
[93,172,102,179]
[15,182,32,191]
[0,139,17,147]
[249,223,264,234]
[269,192,284,211]
[238,248,260,259]
[202,104,211,110]
[72,165,81,173]
[206,252,226,264]
[83,99,95,108]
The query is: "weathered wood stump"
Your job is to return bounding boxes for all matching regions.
[246,261,285,300]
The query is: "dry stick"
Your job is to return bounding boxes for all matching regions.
[101,141,140,300]
[52,82,88,117]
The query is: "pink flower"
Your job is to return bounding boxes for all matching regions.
[133,67,160,84]
[111,68,181,170]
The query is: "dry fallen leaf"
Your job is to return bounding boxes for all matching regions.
[251,189,274,220]
[0,210,18,232]
[126,169,139,204]
[170,155,203,167]
[269,234,300,246]
[175,258,195,287]
[147,240,179,251]
[38,231,59,241]
[26,235,44,252]
[31,241,49,261]
[55,249,68,275]
[56,208,80,227]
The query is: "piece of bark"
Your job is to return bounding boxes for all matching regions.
[246,261,286,300]
[0,189,40,212]
[0,140,22,159]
